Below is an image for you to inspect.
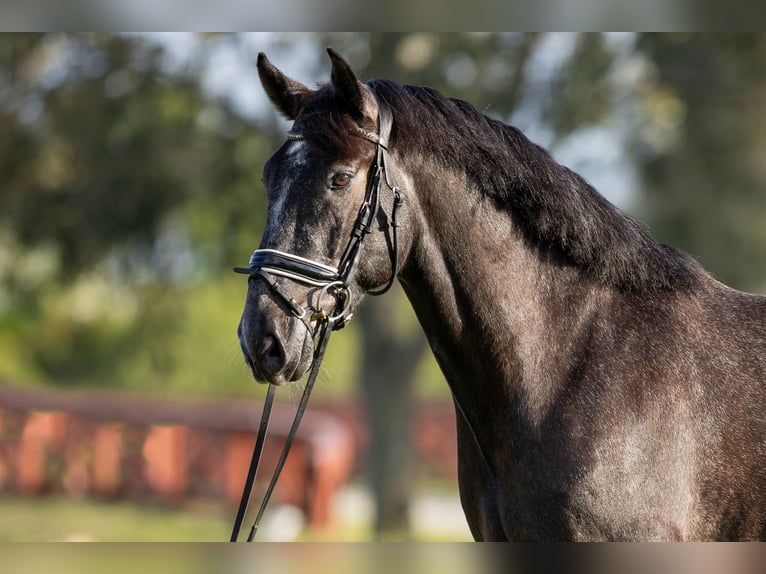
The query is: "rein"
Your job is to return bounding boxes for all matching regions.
[229,95,403,541]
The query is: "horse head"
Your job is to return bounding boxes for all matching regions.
[237,48,407,384]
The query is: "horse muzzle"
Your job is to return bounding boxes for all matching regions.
[238,301,314,385]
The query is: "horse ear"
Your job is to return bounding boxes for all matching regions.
[257,52,311,120]
[327,47,377,123]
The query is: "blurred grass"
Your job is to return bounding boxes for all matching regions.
[0,495,231,542]
[0,486,470,542]
[0,494,364,542]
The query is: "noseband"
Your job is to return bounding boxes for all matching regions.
[229,94,404,542]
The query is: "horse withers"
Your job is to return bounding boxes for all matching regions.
[236,48,766,541]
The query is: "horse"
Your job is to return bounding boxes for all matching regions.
[236,47,766,541]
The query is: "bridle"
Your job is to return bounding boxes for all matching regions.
[229,94,403,541]
[234,98,403,328]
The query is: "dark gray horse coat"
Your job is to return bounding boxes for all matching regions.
[237,48,766,540]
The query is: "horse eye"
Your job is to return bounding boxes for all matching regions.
[331,172,352,190]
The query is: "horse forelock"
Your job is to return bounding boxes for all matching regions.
[292,84,376,160]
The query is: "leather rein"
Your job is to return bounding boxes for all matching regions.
[229,96,403,541]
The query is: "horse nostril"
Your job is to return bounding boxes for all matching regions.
[258,334,286,377]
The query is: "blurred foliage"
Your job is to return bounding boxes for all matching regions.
[0,33,269,393]
[633,34,766,292]
[546,33,615,137]
[1,32,765,401]
[2,34,249,274]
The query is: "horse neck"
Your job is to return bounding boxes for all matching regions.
[396,159,605,438]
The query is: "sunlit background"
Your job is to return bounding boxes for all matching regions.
[2,33,766,542]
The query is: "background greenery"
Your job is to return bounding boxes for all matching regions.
[2,33,766,540]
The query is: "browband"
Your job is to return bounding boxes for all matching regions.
[286,125,383,148]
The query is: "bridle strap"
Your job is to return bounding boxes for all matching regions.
[340,96,402,296]
[367,104,403,296]
[229,316,335,542]
[229,382,275,542]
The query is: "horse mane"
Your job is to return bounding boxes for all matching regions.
[367,79,703,293]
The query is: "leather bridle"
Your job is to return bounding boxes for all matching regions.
[229,95,403,541]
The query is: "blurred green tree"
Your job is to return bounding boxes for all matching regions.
[632,33,766,293]
[0,33,268,389]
